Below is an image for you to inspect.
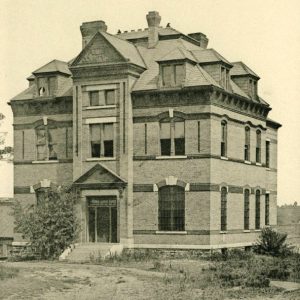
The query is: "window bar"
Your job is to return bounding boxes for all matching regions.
[198,121,201,152]
[144,123,147,155]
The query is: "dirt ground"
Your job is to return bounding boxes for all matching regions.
[0,260,299,300]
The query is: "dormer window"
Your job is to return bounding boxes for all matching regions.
[39,87,45,96]
[221,66,230,90]
[162,64,184,87]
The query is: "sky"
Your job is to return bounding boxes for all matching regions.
[0,0,299,205]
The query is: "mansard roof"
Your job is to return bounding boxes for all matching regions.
[230,61,260,79]
[33,59,71,76]
[191,49,232,66]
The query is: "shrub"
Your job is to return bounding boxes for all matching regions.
[12,187,80,259]
[253,227,293,257]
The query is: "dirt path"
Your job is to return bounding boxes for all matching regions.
[1,261,299,300]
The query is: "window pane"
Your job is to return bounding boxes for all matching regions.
[106,90,115,105]
[162,65,173,86]
[90,124,101,157]
[175,65,184,85]
[37,145,47,160]
[160,122,171,139]
[90,91,99,106]
[175,138,185,155]
[98,91,106,106]
[175,122,184,138]
[36,129,46,145]
[161,139,171,156]
[103,124,113,140]
[104,140,113,157]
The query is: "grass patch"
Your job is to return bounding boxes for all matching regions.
[0,264,19,280]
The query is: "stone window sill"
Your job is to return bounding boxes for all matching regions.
[85,105,116,110]
[254,229,261,232]
[243,230,251,233]
[220,231,227,234]
[32,160,59,164]
[255,162,262,166]
[266,167,271,171]
[155,231,187,235]
[156,155,187,160]
[244,160,251,164]
[220,156,228,160]
[86,157,116,161]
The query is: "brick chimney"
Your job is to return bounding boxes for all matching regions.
[146,11,161,48]
[188,32,209,48]
[80,20,108,48]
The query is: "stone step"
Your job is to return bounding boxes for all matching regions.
[62,243,123,262]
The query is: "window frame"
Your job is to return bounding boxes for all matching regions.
[221,187,227,231]
[256,130,261,163]
[221,120,227,157]
[244,126,251,161]
[265,194,270,226]
[35,124,58,161]
[255,190,261,230]
[159,117,185,156]
[89,123,114,158]
[158,185,185,232]
[244,189,250,230]
[161,64,185,87]
[266,140,270,168]
[89,89,116,107]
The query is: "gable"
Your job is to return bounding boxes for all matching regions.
[74,163,126,185]
[72,33,126,66]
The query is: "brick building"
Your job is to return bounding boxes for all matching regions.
[8,11,281,251]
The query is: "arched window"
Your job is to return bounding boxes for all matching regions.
[255,190,261,229]
[160,118,185,156]
[39,87,45,96]
[244,189,250,230]
[265,194,270,226]
[158,185,185,231]
[221,187,227,231]
[221,121,227,157]
[244,127,250,161]
[256,130,261,163]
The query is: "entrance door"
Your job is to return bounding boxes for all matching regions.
[88,197,117,243]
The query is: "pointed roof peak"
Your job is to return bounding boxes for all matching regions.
[156,46,196,63]
[33,59,71,75]
[231,61,260,79]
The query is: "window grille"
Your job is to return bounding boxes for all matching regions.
[158,186,185,231]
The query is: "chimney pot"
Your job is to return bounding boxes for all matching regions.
[146,11,161,27]
[188,32,209,48]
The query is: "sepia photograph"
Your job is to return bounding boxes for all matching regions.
[0,0,300,299]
